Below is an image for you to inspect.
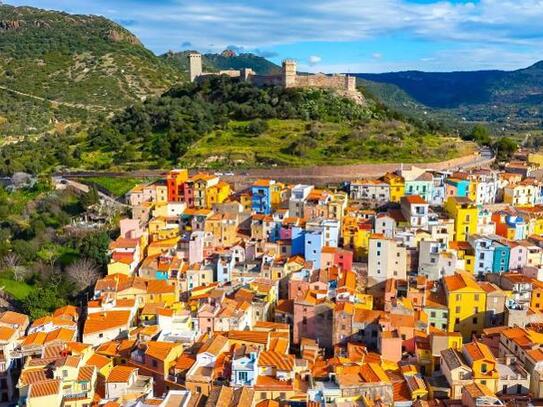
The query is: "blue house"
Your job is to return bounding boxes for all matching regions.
[291,226,305,256]
[445,178,471,198]
[251,179,273,214]
[305,230,324,269]
[468,235,495,277]
[216,253,235,283]
[230,351,258,386]
[491,241,510,273]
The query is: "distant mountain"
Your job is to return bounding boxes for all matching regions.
[162,50,282,76]
[0,4,182,135]
[353,62,543,130]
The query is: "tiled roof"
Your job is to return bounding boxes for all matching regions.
[258,351,294,371]
[107,365,137,382]
[28,379,60,399]
[0,326,16,342]
[83,311,131,335]
[145,341,178,361]
[77,365,96,382]
[0,310,29,327]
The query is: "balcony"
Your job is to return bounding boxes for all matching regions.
[63,391,89,400]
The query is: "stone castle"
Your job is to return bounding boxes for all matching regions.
[188,52,357,93]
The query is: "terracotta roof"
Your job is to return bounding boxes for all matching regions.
[0,326,16,342]
[84,311,131,335]
[77,366,96,382]
[28,379,61,399]
[403,195,427,204]
[87,354,112,370]
[258,351,294,371]
[0,310,29,327]
[198,334,228,356]
[147,280,176,294]
[107,365,137,382]
[145,341,179,361]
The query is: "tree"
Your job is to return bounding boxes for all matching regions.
[21,286,66,320]
[80,187,100,209]
[66,258,101,291]
[77,231,110,268]
[494,137,518,161]
[465,124,492,145]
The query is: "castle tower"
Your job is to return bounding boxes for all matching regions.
[282,59,297,88]
[188,52,202,82]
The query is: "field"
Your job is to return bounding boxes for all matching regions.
[0,273,34,300]
[84,176,147,197]
[180,119,476,169]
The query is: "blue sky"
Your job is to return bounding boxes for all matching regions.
[5,0,543,73]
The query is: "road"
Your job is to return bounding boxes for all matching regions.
[57,148,495,188]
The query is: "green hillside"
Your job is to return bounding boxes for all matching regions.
[0,4,182,136]
[0,76,474,175]
[355,62,543,131]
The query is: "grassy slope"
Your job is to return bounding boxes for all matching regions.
[84,176,149,197]
[0,4,182,136]
[181,119,476,168]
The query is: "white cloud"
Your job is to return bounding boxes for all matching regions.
[308,55,322,66]
[372,53,383,60]
[5,0,543,71]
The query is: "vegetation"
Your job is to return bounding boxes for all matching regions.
[355,62,543,131]
[84,176,145,197]
[0,181,113,316]
[0,4,182,136]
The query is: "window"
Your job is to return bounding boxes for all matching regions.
[152,360,158,368]
[238,371,248,382]
[63,370,68,377]
[81,383,88,391]
[430,311,436,318]
[302,317,307,325]
[474,294,479,301]
[455,306,461,313]
[473,317,478,324]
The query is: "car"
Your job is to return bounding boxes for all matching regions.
[214,172,224,176]
[224,172,235,176]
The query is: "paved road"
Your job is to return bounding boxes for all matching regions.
[57,149,495,188]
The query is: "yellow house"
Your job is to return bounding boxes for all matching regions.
[529,152,543,167]
[383,172,405,203]
[443,272,486,340]
[107,261,132,276]
[444,197,478,242]
[270,182,286,208]
[463,341,499,394]
[146,280,178,307]
[342,216,372,260]
[192,173,219,208]
[206,180,231,208]
[449,241,475,275]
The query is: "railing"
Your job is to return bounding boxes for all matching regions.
[63,391,88,399]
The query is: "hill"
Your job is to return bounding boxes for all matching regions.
[0,4,182,136]
[161,50,281,76]
[0,76,474,175]
[354,62,543,130]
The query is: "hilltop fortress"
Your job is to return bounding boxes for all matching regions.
[188,52,357,93]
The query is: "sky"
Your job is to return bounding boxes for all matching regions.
[5,0,543,73]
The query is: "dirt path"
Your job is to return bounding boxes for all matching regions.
[0,85,110,111]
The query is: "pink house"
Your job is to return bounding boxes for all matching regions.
[293,289,334,349]
[320,247,353,271]
[508,241,528,271]
[379,330,402,362]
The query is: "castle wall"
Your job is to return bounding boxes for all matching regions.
[295,74,356,92]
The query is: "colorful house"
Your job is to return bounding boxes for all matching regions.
[383,172,405,203]
[444,197,478,242]
[443,272,486,340]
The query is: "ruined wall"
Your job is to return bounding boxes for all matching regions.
[295,74,355,92]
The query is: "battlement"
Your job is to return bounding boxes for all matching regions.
[188,52,359,94]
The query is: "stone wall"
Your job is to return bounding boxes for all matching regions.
[295,74,355,92]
